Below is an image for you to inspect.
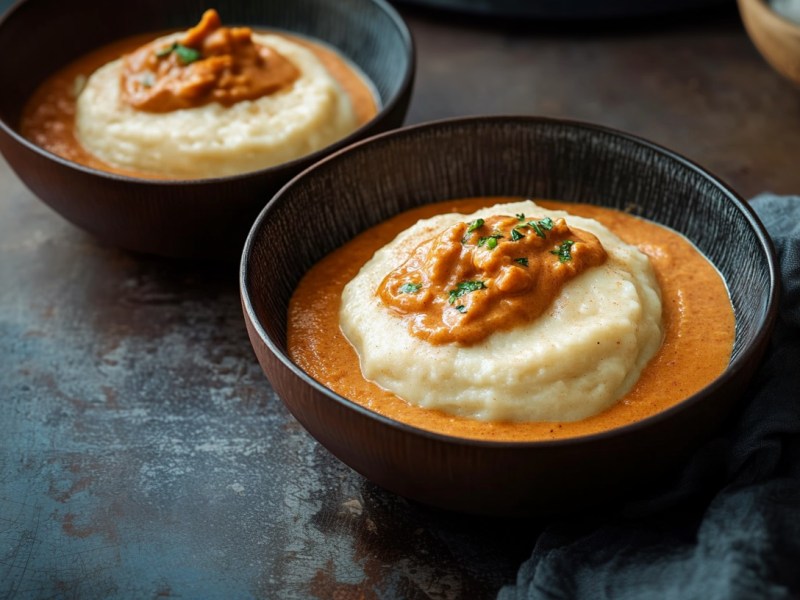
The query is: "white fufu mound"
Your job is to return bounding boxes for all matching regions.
[75,34,358,178]
[339,200,664,422]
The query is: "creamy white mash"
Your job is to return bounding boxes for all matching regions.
[339,200,663,422]
[75,33,358,178]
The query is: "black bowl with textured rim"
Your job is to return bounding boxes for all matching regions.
[0,0,414,257]
[241,116,778,516]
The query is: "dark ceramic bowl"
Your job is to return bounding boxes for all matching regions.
[241,116,778,516]
[0,0,414,257]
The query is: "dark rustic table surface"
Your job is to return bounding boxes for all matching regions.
[2,5,799,599]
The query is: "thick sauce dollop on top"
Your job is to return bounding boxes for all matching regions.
[121,9,299,112]
[378,214,607,345]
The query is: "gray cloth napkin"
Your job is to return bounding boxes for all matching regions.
[499,194,800,600]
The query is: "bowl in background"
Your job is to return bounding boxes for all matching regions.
[739,0,800,85]
[241,116,778,517]
[0,0,414,257]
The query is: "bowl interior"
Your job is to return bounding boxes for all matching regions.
[243,117,776,423]
[0,0,411,134]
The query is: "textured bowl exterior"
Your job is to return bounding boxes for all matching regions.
[0,0,414,257]
[241,116,779,516]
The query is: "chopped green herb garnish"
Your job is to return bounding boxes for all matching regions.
[514,257,529,267]
[538,217,554,231]
[550,240,575,263]
[175,44,202,64]
[455,305,467,313]
[526,217,554,239]
[477,234,503,249]
[466,218,485,234]
[510,227,525,242]
[515,213,526,221]
[528,221,545,238]
[399,282,422,294]
[462,218,486,243]
[155,42,202,64]
[448,280,487,304]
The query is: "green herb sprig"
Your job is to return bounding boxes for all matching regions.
[478,234,503,249]
[514,257,529,267]
[550,240,575,263]
[448,280,486,304]
[155,42,202,64]
[466,218,484,234]
[462,218,485,243]
[399,282,422,294]
[527,216,555,239]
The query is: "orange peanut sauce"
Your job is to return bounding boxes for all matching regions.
[378,214,607,346]
[20,19,378,179]
[122,9,299,113]
[287,198,735,442]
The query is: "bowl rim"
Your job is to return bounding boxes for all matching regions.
[240,114,781,449]
[0,0,415,186]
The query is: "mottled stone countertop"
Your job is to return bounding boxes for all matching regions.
[2,6,799,599]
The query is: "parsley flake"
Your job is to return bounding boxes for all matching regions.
[399,282,422,294]
[462,218,486,243]
[510,227,525,242]
[538,217,554,231]
[155,42,202,64]
[448,280,487,304]
[478,234,503,249]
[514,257,529,267]
[466,218,485,234]
[550,240,575,263]
[455,305,467,313]
[175,44,202,64]
[528,221,545,238]
[527,217,555,239]
[515,213,526,221]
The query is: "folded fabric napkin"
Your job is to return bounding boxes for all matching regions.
[499,194,800,600]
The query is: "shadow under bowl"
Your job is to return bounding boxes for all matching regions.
[0,0,414,257]
[241,116,779,517]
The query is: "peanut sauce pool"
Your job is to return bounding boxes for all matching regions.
[287,198,735,442]
[20,16,378,179]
